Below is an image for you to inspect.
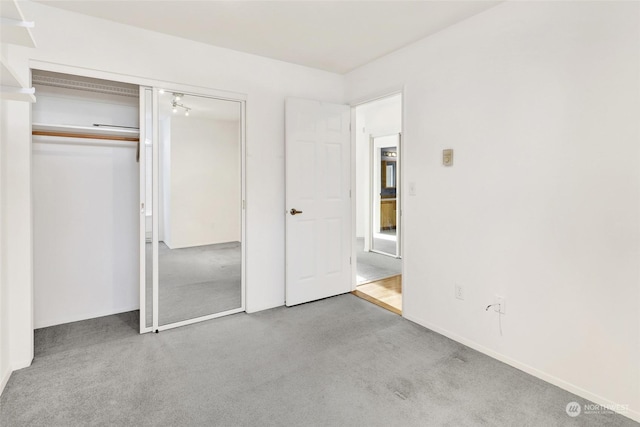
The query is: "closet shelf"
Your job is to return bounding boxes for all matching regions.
[1,53,36,102]
[32,123,140,141]
[0,0,36,48]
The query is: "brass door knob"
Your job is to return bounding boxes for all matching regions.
[290,208,303,215]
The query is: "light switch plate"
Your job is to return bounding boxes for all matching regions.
[443,149,453,166]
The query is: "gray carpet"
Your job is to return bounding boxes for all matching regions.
[371,236,397,255]
[145,241,242,327]
[1,294,634,426]
[357,238,402,284]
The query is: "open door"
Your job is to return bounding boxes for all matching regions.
[285,98,351,306]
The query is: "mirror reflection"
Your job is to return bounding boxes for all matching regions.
[154,92,242,326]
[372,136,399,256]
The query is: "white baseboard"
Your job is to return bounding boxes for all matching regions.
[1,357,33,397]
[246,301,282,314]
[402,314,640,423]
[0,367,11,397]
[13,358,33,371]
[35,305,139,329]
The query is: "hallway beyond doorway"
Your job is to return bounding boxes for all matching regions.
[356,237,401,284]
[352,275,402,315]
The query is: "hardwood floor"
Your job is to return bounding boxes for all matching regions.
[352,274,402,315]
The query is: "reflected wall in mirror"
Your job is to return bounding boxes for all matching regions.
[155,92,242,326]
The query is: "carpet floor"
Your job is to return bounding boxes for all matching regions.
[145,241,242,327]
[1,294,635,426]
[356,238,402,284]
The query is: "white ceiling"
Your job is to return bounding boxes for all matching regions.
[35,1,501,74]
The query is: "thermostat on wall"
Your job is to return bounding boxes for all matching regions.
[443,149,453,166]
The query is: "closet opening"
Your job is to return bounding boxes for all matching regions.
[351,93,403,315]
[32,70,141,338]
[31,70,246,348]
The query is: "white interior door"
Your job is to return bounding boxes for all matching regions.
[285,98,351,306]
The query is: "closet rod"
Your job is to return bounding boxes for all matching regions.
[32,130,139,142]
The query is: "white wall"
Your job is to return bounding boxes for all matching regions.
[355,108,368,239]
[32,141,139,328]
[0,101,12,394]
[0,51,33,377]
[0,0,344,381]
[346,1,640,420]
[167,117,241,248]
[159,118,171,244]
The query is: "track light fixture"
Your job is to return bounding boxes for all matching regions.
[170,93,191,116]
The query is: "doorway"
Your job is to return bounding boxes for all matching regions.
[352,93,403,315]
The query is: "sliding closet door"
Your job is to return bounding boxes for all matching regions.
[139,87,154,333]
[143,88,244,331]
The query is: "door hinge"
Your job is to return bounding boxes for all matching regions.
[242,200,246,209]
[349,256,352,265]
[349,123,352,132]
[349,189,351,198]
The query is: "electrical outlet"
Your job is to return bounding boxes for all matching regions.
[455,284,464,300]
[494,295,506,314]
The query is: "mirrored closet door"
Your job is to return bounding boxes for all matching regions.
[140,88,245,332]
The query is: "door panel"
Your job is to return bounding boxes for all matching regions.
[140,87,245,333]
[285,98,351,306]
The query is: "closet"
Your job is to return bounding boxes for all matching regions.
[32,70,246,333]
[32,70,140,328]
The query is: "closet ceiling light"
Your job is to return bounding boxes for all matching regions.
[159,89,165,94]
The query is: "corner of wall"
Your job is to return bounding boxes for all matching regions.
[0,367,11,396]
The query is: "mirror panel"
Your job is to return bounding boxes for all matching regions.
[157,92,242,326]
[371,135,399,257]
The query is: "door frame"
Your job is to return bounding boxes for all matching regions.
[349,89,405,308]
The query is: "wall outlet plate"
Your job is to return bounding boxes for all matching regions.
[494,295,506,314]
[455,284,464,300]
